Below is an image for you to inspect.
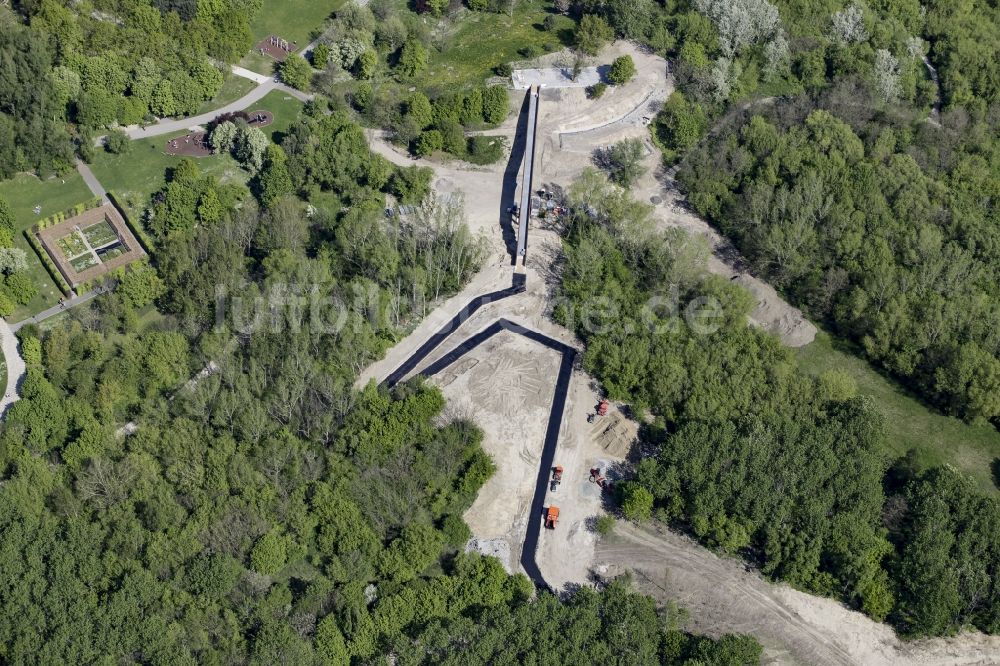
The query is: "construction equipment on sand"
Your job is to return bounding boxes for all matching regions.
[550,466,563,492]
[587,399,610,423]
[590,467,614,492]
[544,506,560,529]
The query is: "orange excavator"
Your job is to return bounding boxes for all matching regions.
[545,506,560,529]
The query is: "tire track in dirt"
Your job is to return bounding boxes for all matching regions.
[599,522,1000,666]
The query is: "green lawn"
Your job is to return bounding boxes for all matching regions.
[796,330,1000,493]
[89,90,304,219]
[251,89,305,142]
[0,173,95,320]
[197,75,256,114]
[238,51,279,78]
[249,0,340,49]
[89,139,245,220]
[413,1,575,91]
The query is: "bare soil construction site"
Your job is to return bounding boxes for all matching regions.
[361,42,1000,665]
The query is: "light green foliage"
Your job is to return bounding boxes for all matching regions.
[388,165,433,204]
[594,515,615,536]
[397,40,428,78]
[0,197,14,237]
[425,0,448,16]
[253,144,294,206]
[280,54,312,91]
[607,54,636,85]
[652,91,707,161]
[597,138,646,188]
[576,14,613,56]
[482,86,508,124]
[406,92,434,129]
[312,42,331,68]
[556,172,896,621]
[355,50,378,80]
[619,481,654,522]
[117,264,165,309]
[415,130,443,156]
[104,130,131,155]
[20,336,42,366]
[250,531,288,575]
[680,110,1000,424]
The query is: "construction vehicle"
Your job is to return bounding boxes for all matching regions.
[550,465,563,492]
[590,467,614,493]
[544,506,560,529]
[588,399,610,423]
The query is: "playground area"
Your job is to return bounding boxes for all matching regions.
[35,204,146,289]
[253,34,298,61]
[165,110,274,157]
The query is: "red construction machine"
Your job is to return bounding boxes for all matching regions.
[544,506,560,529]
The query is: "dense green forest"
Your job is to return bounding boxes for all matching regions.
[556,169,1000,637]
[1,0,259,177]
[598,0,1000,426]
[0,61,760,662]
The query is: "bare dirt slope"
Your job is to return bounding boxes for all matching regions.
[534,44,816,347]
[359,44,994,665]
[599,522,1000,666]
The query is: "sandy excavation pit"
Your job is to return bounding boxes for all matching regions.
[429,330,563,573]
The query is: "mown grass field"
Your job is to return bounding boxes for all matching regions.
[412,1,575,91]
[197,75,256,114]
[249,0,339,45]
[796,330,1000,493]
[0,173,95,320]
[90,90,305,219]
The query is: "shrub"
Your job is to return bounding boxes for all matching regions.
[543,15,558,31]
[576,14,613,56]
[355,49,378,80]
[518,45,541,59]
[104,129,131,154]
[595,515,615,536]
[415,129,443,156]
[465,135,506,164]
[494,62,513,77]
[0,292,14,317]
[587,82,607,98]
[482,85,509,124]
[397,41,428,78]
[389,165,433,203]
[467,0,488,9]
[280,54,312,91]
[4,272,37,305]
[607,55,636,85]
[441,514,472,547]
[353,82,373,111]
[312,43,331,68]
[619,481,654,522]
[20,336,42,366]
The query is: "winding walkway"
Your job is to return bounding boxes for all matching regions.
[0,320,25,416]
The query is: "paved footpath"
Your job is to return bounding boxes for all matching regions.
[11,287,107,334]
[76,159,108,202]
[0,319,25,416]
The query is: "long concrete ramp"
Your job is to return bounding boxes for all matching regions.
[515,86,540,266]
